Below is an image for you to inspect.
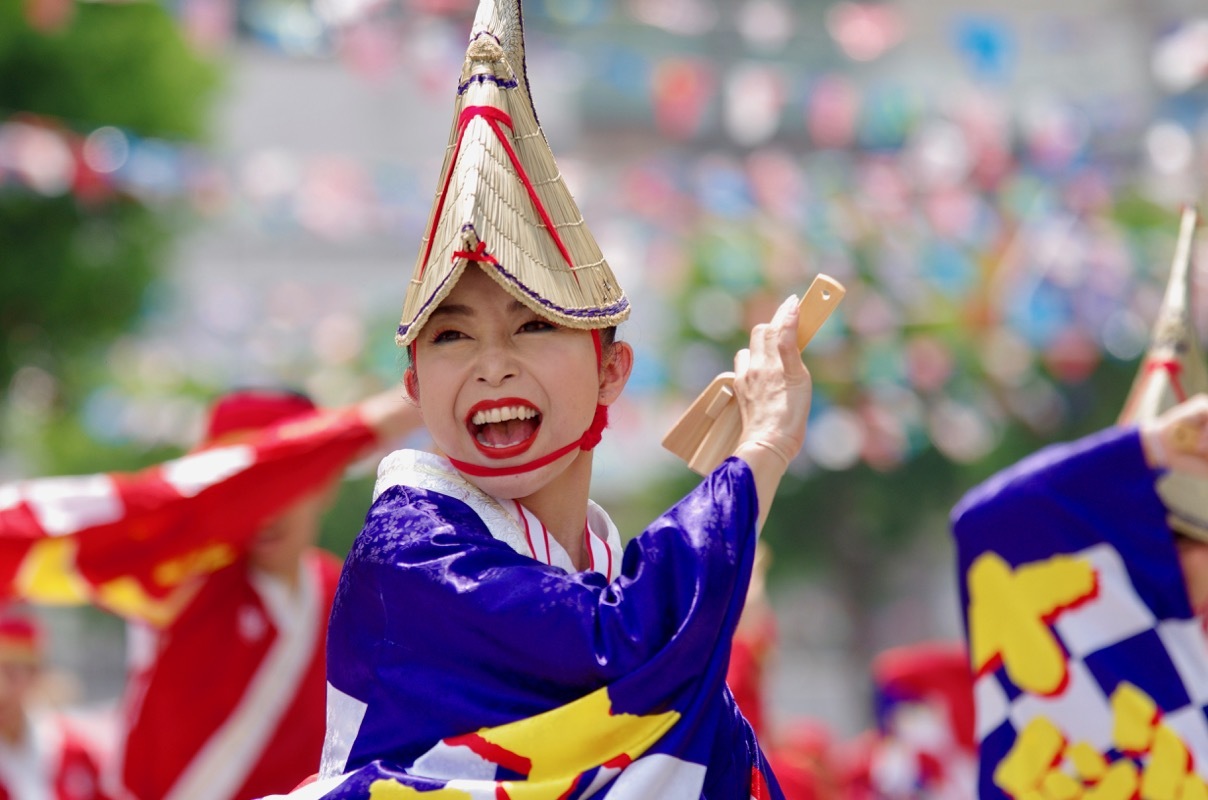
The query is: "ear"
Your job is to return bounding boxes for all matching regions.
[598,341,633,407]
[404,367,420,404]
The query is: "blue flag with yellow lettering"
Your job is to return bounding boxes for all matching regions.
[262,450,782,800]
[952,426,1208,800]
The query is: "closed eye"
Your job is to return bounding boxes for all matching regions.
[431,329,468,343]
[518,319,557,334]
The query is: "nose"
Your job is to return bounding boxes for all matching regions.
[474,342,520,387]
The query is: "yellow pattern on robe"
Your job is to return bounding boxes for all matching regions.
[1086,761,1138,800]
[1112,682,1158,754]
[995,717,1066,797]
[994,683,1208,800]
[967,552,1097,695]
[372,685,681,799]
[368,781,471,799]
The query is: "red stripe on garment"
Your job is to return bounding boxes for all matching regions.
[584,522,594,572]
[602,754,633,770]
[555,774,582,800]
[541,522,552,566]
[444,732,532,777]
[749,764,771,799]
[514,500,537,561]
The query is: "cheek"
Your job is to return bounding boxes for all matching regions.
[413,360,454,408]
[550,342,603,396]
[556,365,603,420]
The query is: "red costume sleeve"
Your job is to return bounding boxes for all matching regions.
[0,407,375,624]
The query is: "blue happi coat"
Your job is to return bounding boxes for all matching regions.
[953,426,1208,799]
[272,449,782,799]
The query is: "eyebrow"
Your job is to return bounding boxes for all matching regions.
[429,303,473,319]
[429,299,529,319]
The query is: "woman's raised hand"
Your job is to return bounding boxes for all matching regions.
[732,294,813,475]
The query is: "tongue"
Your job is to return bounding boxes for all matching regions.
[478,418,538,448]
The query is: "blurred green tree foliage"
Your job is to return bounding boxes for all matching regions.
[0,1,219,399]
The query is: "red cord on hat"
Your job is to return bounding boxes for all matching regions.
[1144,358,1187,402]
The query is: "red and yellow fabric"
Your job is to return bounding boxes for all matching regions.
[0,406,376,626]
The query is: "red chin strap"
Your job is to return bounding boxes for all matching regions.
[445,329,610,478]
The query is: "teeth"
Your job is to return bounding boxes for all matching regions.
[471,405,537,426]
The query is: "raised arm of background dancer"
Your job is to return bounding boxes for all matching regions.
[0,387,423,620]
[355,386,424,446]
[731,294,813,530]
[0,387,420,543]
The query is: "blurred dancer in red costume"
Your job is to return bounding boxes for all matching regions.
[0,386,422,799]
[726,543,845,800]
[727,541,778,742]
[0,604,109,800]
[724,545,974,799]
[867,642,976,800]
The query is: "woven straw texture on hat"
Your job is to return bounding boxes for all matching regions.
[396,0,630,347]
[1118,207,1208,540]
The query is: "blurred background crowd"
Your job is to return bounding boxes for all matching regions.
[3,0,1208,779]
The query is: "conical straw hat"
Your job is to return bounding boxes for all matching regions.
[1118,206,1208,539]
[396,0,630,347]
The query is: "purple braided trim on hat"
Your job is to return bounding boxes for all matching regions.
[487,257,629,320]
[458,74,519,95]
[397,272,628,338]
[398,266,457,340]
[396,235,628,340]
[469,31,502,45]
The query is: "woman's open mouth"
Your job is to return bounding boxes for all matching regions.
[465,398,542,459]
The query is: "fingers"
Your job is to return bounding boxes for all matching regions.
[734,347,751,376]
[732,292,813,444]
[769,293,798,330]
[775,297,803,365]
[747,294,801,363]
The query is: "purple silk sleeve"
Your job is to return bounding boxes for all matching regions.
[952,425,1188,624]
[326,456,764,779]
[951,425,1193,800]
